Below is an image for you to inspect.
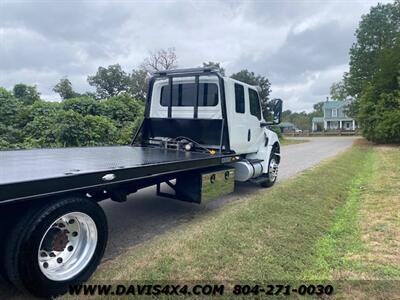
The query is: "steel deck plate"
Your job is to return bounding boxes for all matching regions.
[0,146,231,203]
[0,146,223,185]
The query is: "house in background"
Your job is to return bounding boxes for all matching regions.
[277,122,301,133]
[312,101,357,131]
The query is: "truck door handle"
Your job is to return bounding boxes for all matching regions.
[248,129,251,141]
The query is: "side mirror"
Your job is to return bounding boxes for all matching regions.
[261,98,283,126]
[271,98,282,125]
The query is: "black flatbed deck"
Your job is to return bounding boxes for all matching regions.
[0,146,233,203]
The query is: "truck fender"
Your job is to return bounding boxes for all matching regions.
[245,128,280,174]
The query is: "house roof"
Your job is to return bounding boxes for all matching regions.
[323,101,346,109]
[312,117,324,123]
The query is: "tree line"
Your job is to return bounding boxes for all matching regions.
[0,48,274,150]
[0,87,144,149]
[330,0,399,143]
[280,101,325,131]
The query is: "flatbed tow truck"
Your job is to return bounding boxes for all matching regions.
[0,68,282,298]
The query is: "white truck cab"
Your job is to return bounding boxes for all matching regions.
[146,67,282,187]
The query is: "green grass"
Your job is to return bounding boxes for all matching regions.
[280,137,309,146]
[315,144,400,298]
[76,142,399,299]
[302,150,376,280]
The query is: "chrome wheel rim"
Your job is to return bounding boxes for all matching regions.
[38,212,98,281]
[268,157,279,182]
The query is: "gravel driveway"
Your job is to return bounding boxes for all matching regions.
[0,136,357,298]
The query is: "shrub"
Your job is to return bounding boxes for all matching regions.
[62,96,101,116]
[359,91,400,143]
[99,93,144,125]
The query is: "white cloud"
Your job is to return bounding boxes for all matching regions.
[0,0,389,110]
[271,64,349,112]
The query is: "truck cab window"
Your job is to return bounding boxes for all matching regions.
[160,83,218,106]
[234,83,245,113]
[249,88,261,120]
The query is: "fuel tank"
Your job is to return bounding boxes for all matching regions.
[230,160,264,182]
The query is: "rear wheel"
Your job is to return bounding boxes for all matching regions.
[260,153,279,188]
[0,208,11,283]
[4,196,108,298]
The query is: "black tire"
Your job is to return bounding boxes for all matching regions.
[260,153,279,188]
[0,209,11,283]
[0,204,21,284]
[4,195,108,298]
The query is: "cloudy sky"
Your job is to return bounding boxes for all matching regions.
[0,0,389,111]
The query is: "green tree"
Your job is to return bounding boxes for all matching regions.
[0,87,22,127]
[53,110,87,147]
[22,107,120,148]
[0,88,30,147]
[16,100,60,129]
[312,101,325,115]
[344,1,400,97]
[357,41,400,143]
[282,111,312,131]
[82,115,118,146]
[332,0,400,143]
[23,112,60,147]
[62,96,101,116]
[87,64,130,99]
[99,93,144,125]
[202,61,225,76]
[329,82,348,101]
[129,69,148,101]
[1,81,146,149]
[13,84,40,105]
[281,102,325,131]
[0,123,24,148]
[281,110,292,122]
[53,78,80,100]
[116,118,143,144]
[0,89,62,149]
[230,69,272,118]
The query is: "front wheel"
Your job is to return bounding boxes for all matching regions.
[260,154,279,188]
[4,196,108,298]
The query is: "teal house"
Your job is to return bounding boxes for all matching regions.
[312,101,356,131]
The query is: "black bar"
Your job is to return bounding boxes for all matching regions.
[218,77,230,152]
[178,84,182,106]
[144,77,156,118]
[158,72,219,80]
[194,75,199,119]
[203,82,208,106]
[153,67,217,77]
[156,183,161,194]
[165,180,176,190]
[219,119,225,154]
[168,77,173,118]
[131,119,144,145]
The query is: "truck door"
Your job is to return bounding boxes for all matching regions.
[246,87,264,153]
